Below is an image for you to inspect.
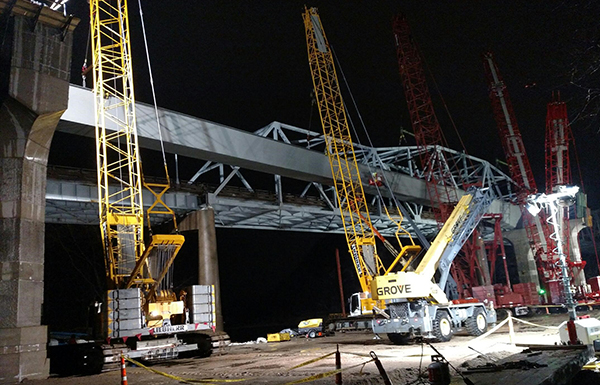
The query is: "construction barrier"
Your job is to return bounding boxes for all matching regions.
[123,348,386,384]
[124,356,246,384]
[120,355,128,385]
[470,311,560,346]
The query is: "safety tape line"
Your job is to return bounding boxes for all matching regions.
[469,316,510,343]
[470,313,561,345]
[124,356,246,383]
[282,358,375,385]
[125,351,376,385]
[288,352,335,370]
[510,317,560,330]
[340,351,397,358]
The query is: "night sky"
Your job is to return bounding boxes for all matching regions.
[64,0,600,203]
[46,1,600,341]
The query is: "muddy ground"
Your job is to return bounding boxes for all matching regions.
[35,310,600,385]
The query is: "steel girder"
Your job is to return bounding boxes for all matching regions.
[53,86,520,238]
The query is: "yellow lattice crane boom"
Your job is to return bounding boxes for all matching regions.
[302,7,421,316]
[91,0,189,329]
[91,0,145,288]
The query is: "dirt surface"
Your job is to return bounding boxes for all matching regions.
[34,310,599,385]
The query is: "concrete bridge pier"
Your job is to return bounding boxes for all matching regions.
[569,218,588,286]
[504,218,589,291]
[504,228,541,290]
[0,3,77,382]
[180,206,224,332]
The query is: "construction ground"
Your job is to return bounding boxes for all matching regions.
[38,310,600,385]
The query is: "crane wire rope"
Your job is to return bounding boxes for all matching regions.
[331,47,430,248]
[137,0,168,170]
[81,16,91,87]
[414,37,474,188]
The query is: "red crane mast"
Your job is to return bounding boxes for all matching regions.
[482,52,558,286]
[545,98,588,287]
[394,15,494,296]
[545,98,573,193]
[392,14,458,223]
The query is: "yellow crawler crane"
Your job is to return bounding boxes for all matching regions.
[85,0,216,370]
[302,7,421,317]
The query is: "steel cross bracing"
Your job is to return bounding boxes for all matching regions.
[45,122,515,240]
[253,122,516,200]
[47,120,517,239]
[55,84,519,239]
[189,121,516,237]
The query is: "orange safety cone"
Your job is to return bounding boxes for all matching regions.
[120,355,128,385]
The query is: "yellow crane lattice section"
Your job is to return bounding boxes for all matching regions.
[303,7,385,293]
[91,0,145,288]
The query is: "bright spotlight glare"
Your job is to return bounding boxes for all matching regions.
[525,202,542,217]
[48,0,69,11]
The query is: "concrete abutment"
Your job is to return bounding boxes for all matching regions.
[0,3,78,382]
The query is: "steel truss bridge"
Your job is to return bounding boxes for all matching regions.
[47,85,521,239]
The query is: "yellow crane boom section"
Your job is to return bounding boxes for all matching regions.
[302,7,419,301]
[91,0,183,296]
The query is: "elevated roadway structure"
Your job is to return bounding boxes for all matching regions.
[52,85,521,239]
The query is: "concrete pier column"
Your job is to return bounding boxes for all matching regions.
[504,228,541,290]
[569,218,587,286]
[0,4,78,382]
[180,206,223,332]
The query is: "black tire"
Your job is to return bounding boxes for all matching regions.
[465,307,488,336]
[432,311,453,342]
[388,333,411,345]
[308,330,317,338]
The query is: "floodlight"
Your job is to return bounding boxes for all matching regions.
[49,0,68,11]
[525,201,541,217]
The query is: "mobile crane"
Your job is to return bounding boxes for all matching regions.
[50,1,217,374]
[372,188,497,343]
[303,8,496,344]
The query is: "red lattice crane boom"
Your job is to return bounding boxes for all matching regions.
[483,52,558,284]
[392,14,458,222]
[394,14,497,296]
[545,98,573,192]
[545,98,587,286]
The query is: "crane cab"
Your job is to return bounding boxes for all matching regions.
[349,292,382,317]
